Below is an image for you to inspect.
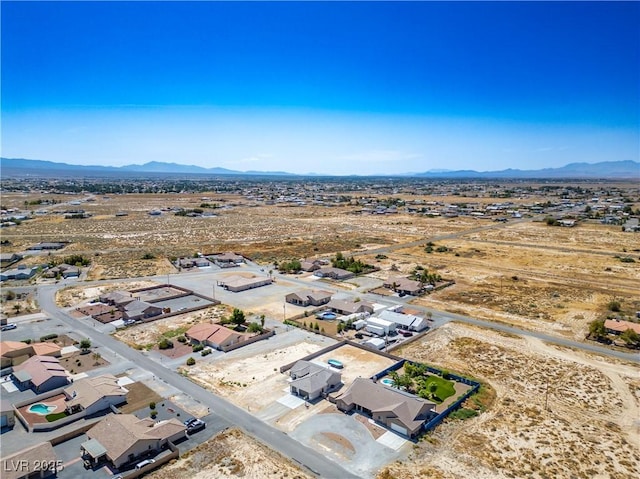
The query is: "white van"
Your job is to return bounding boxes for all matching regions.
[135,459,155,470]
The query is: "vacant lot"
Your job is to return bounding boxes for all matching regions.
[148,427,311,479]
[381,323,640,479]
[311,343,398,386]
[114,304,232,349]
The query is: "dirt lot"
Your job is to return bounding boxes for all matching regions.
[55,281,158,308]
[381,323,640,479]
[60,351,109,375]
[114,304,232,349]
[183,340,325,412]
[312,343,398,386]
[148,427,312,479]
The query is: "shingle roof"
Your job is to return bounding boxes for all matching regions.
[87,414,185,463]
[337,378,435,432]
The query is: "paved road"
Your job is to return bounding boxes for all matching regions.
[36,285,358,479]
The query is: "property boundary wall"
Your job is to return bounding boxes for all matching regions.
[221,329,276,352]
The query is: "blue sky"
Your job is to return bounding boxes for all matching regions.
[2,1,638,175]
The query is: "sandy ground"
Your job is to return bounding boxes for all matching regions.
[55,281,158,307]
[114,304,232,348]
[183,340,325,412]
[380,323,640,479]
[148,428,312,479]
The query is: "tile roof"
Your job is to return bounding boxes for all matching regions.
[64,374,127,410]
[87,414,185,463]
[13,355,68,388]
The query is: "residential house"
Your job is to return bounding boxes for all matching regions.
[0,265,38,282]
[122,301,163,321]
[63,374,128,416]
[313,267,355,280]
[12,355,70,393]
[326,299,374,316]
[0,253,22,266]
[99,291,135,307]
[212,252,245,267]
[177,257,211,269]
[185,323,243,350]
[27,242,67,251]
[289,360,342,401]
[604,319,640,335]
[335,378,436,437]
[82,413,186,468]
[300,259,322,272]
[285,289,332,307]
[2,442,58,479]
[43,263,80,279]
[219,275,272,292]
[383,277,423,296]
[378,310,429,332]
[1,341,61,369]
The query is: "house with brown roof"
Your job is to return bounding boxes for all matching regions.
[335,378,436,438]
[313,267,355,280]
[12,356,70,393]
[98,291,135,307]
[63,374,128,416]
[326,299,374,316]
[212,252,245,267]
[185,323,243,350]
[289,360,342,401]
[285,289,332,307]
[1,341,61,369]
[383,277,424,296]
[1,441,58,479]
[604,319,640,335]
[82,413,186,468]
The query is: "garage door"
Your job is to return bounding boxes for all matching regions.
[389,422,407,436]
[1,414,7,427]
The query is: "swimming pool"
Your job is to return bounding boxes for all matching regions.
[380,378,395,387]
[321,312,337,320]
[28,403,57,415]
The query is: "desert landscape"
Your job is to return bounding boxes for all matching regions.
[1,179,638,479]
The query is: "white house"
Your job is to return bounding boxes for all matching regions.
[378,310,428,332]
[365,317,396,335]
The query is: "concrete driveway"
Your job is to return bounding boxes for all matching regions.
[290,413,408,479]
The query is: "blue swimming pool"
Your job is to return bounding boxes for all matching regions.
[321,312,337,320]
[28,403,57,415]
[380,378,395,387]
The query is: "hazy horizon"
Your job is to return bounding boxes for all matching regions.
[2,2,638,175]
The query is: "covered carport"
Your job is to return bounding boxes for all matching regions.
[80,438,107,465]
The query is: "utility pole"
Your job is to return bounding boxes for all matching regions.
[283,303,286,322]
[212,283,215,301]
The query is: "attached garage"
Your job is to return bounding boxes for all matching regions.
[389,422,408,436]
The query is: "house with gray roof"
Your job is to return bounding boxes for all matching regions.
[122,300,163,321]
[289,360,342,401]
[63,374,128,416]
[335,378,436,438]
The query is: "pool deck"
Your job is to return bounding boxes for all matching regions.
[18,393,67,425]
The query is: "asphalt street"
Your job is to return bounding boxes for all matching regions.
[36,285,359,479]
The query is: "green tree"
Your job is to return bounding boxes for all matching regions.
[229,308,246,327]
[588,320,607,341]
[247,322,263,334]
[607,300,621,312]
[620,328,640,348]
[79,338,91,351]
[186,357,196,366]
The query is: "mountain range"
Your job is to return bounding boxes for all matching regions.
[1,157,638,179]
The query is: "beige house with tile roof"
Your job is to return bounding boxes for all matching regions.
[1,341,61,369]
[186,323,243,350]
[64,374,128,416]
[1,442,58,479]
[12,355,69,393]
[83,413,185,468]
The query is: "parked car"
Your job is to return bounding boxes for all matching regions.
[187,419,206,434]
[135,459,155,470]
[1,323,17,331]
[183,417,198,427]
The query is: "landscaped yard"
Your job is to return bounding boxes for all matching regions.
[59,351,109,375]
